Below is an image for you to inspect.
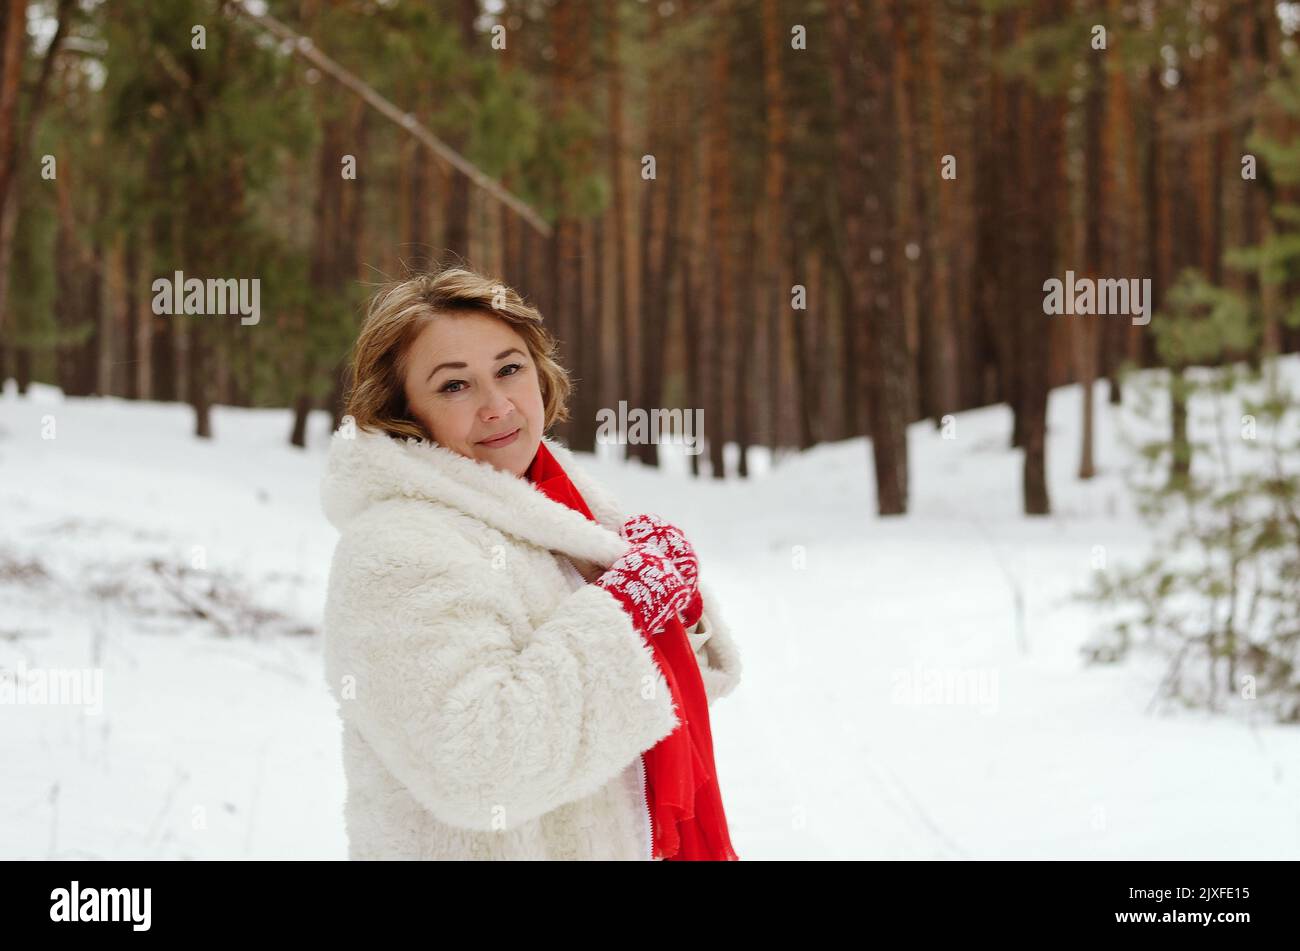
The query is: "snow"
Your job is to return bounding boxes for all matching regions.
[1,358,1298,860]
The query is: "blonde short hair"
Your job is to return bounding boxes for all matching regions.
[343,266,571,442]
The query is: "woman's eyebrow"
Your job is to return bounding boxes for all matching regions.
[427,348,525,383]
[427,360,465,382]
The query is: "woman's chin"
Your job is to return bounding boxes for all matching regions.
[474,432,538,476]
[510,433,541,475]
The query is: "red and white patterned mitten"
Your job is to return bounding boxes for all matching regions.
[620,514,703,629]
[595,544,692,637]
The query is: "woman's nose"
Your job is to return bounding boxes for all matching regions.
[479,384,513,421]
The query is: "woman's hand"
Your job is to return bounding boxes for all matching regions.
[619,514,703,628]
[594,544,692,637]
[569,557,605,584]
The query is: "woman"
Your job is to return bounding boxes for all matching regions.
[320,266,742,860]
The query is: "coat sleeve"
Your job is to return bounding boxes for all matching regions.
[323,526,682,834]
[687,579,742,706]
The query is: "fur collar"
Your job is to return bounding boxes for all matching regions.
[320,427,631,566]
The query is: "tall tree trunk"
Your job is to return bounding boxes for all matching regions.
[645,141,683,468]
[151,299,178,402]
[734,203,756,477]
[0,0,72,389]
[866,0,911,515]
[604,0,629,429]
[188,324,212,438]
[1019,1,1064,516]
[918,0,959,427]
[291,111,343,447]
[438,0,480,262]
[0,149,21,389]
[976,10,1021,449]
[705,0,733,479]
[1102,0,1138,405]
[754,0,789,467]
[404,135,432,271]
[892,3,923,423]
[546,0,595,451]
[101,234,127,397]
[577,213,602,452]
[792,243,820,449]
[0,0,26,223]
[685,117,708,478]
[124,233,141,399]
[1078,40,1104,481]
[53,171,91,396]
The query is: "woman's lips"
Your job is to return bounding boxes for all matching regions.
[478,427,521,449]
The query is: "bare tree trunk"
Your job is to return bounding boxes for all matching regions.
[760,0,787,459]
[604,0,629,423]
[918,0,959,426]
[705,0,734,479]
[436,0,481,262]
[976,10,1021,449]
[578,214,601,450]
[405,135,432,271]
[550,220,579,448]
[1238,0,1278,363]
[829,0,910,514]
[735,203,756,477]
[53,172,92,396]
[0,0,73,387]
[892,3,923,423]
[1103,0,1136,404]
[151,301,178,401]
[792,244,820,449]
[0,0,26,223]
[189,327,212,438]
[686,122,708,478]
[101,235,127,397]
[291,112,342,447]
[1019,2,1064,516]
[124,232,142,399]
[0,164,20,388]
[1078,42,1104,481]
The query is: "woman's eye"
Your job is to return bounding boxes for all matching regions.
[439,364,522,393]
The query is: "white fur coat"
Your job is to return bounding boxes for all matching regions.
[319,428,742,860]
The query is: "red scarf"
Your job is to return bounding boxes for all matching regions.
[525,441,739,861]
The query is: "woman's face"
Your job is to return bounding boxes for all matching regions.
[401,310,545,477]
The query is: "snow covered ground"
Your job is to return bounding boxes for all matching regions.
[1,358,1298,860]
